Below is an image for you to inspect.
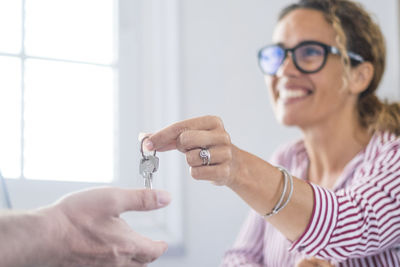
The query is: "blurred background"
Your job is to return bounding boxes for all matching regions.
[0,0,399,266]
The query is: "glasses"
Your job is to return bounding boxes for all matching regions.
[257,40,364,75]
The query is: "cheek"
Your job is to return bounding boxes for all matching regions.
[314,61,347,93]
[263,75,281,118]
[264,76,277,101]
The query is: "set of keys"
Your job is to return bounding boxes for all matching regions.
[139,136,159,189]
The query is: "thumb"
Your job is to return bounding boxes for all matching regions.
[120,189,172,213]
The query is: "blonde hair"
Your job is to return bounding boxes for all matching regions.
[279,0,400,136]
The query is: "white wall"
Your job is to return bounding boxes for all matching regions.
[152,0,399,266]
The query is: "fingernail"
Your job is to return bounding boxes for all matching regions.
[144,139,154,150]
[161,242,168,253]
[157,191,171,206]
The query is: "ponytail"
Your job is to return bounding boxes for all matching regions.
[358,94,400,136]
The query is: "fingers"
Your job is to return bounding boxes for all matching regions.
[295,258,335,267]
[129,236,168,265]
[186,146,232,167]
[295,259,315,267]
[176,130,230,152]
[190,164,232,185]
[111,233,168,267]
[146,115,225,151]
[119,189,172,213]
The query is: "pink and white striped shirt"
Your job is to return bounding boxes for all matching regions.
[221,131,400,266]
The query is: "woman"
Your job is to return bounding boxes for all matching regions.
[144,0,400,265]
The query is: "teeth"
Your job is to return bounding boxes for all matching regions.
[279,89,309,100]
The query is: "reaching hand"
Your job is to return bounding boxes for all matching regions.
[42,187,171,267]
[144,115,240,186]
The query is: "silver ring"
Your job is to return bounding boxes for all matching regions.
[199,148,211,166]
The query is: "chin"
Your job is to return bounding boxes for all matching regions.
[280,119,299,127]
[276,114,303,127]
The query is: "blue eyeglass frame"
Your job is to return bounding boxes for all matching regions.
[257,40,365,75]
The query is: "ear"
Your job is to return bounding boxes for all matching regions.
[348,62,374,95]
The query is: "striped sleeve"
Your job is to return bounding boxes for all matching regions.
[220,210,265,266]
[290,135,400,261]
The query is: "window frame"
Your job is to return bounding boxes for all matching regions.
[4,0,183,252]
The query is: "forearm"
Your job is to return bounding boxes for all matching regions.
[145,116,315,242]
[0,208,62,267]
[228,146,314,241]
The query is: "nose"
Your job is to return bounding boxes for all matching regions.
[275,52,301,77]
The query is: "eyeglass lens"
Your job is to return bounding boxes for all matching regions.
[259,43,327,75]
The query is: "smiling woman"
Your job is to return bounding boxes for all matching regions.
[221,1,400,265]
[141,0,400,266]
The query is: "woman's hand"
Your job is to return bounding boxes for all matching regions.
[295,257,336,267]
[144,115,240,186]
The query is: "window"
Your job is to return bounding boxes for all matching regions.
[1,0,183,250]
[0,0,115,182]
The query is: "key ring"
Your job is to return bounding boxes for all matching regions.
[141,136,157,158]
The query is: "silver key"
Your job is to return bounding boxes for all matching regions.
[140,164,153,189]
[140,155,159,189]
[139,156,159,177]
[143,173,153,189]
[139,137,159,189]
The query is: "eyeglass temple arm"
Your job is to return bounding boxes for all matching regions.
[330,46,364,62]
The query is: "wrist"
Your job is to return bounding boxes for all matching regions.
[0,209,63,267]
[226,146,286,215]
[227,145,250,189]
[34,206,67,267]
